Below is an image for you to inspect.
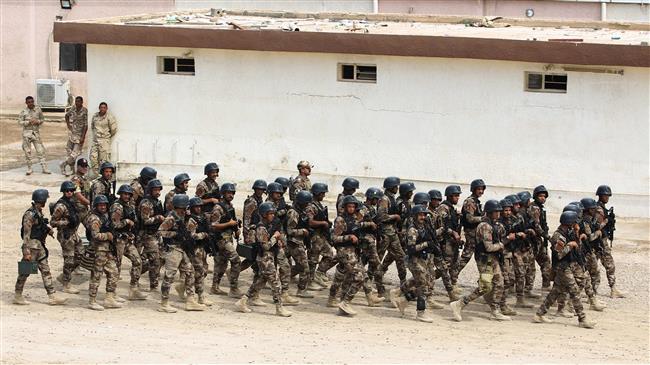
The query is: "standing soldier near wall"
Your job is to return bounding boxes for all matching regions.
[18,96,50,175]
[593,185,625,298]
[457,179,486,277]
[528,185,552,292]
[50,181,82,294]
[195,163,221,215]
[289,161,312,202]
[60,96,88,176]
[89,102,117,176]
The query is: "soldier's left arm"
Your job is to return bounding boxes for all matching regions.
[331,217,348,243]
[187,217,207,240]
[480,224,504,252]
[108,114,118,137]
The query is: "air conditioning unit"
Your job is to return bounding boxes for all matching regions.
[36,79,71,108]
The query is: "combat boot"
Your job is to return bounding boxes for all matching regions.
[525,290,541,299]
[175,283,186,300]
[104,293,124,309]
[13,293,29,305]
[533,313,553,323]
[515,296,534,308]
[157,298,177,313]
[41,163,51,174]
[26,165,33,176]
[366,292,383,307]
[489,308,512,321]
[579,317,596,329]
[114,294,127,303]
[128,286,148,301]
[448,291,460,302]
[249,296,267,307]
[59,161,68,176]
[281,292,300,306]
[234,297,252,313]
[327,296,339,307]
[589,297,606,312]
[449,300,465,322]
[198,293,213,306]
[275,303,293,317]
[210,284,227,295]
[88,298,105,311]
[500,304,518,316]
[610,286,626,298]
[185,295,207,311]
[313,271,329,287]
[62,282,80,294]
[426,296,444,310]
[554,308,573,318]
[452,285,463,296]
[47,293,67,306]
[389,288,408,316]
[338,300,357,316]
[307,280,325,291]
[416,310,434,323]
[228,287,244,299]
[295,289,314,298]
[56,273,64,284]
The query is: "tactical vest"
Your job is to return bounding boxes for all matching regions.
[21,207,48,241]
[93,178,115,205]
[249,195,263,227]
[201,179,221,213]
[114,200,137,233]
[86,212,112,242]
[216,201,237,234]
[461,196,483,230]
[535,202,549,234]
[139,197,164,234]
[554,228,576,269]
[442,201,460,232]
[338,214,359,247]
[360,204,378,234]
[413,224,433,258]
[313,201,329,234]
[386,194,399,215]
[474,221,499,258]
[55,197,80,229]
[163,211,190,246]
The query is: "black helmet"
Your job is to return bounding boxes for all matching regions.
[252,179,267,190]
[413,192,431,206]
[365,187,383,200]
[399,182,416,195]
[470,179,486,192]
[517,191,532,202]
[580,197,598,210]
[189,197,203,208]
[258,202,276,216]
[220,183,236,193]
[411,204,430,216]
[484,199,503,213]
[383,176,400,189]
[147,179,163,190]
[342,177,360,189]
[570,201,584,210]
[173,173,191,187]
[533,185,549,197]
[100,161,115,173]
[117,184,134,195]
[428,189,443,201]
[32,189,49,203]
[295,190,313,205]
[93,195,109,207]
[499,198,513,208]
[275,177,290,189]
[444,185,462,196]
[60,181,75,192]
[172,194,190,209]
[76,157,88,168]
[140,166,157,180]
[563,204,581,214]
[311,183,328,195]
[342,195,359,207]
[596,185,612,196]
[505,194,521,205]
[266,182,284,194]
[560,211,578,225]
[204,162,219,175]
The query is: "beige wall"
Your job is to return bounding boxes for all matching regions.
[0,0,174,109]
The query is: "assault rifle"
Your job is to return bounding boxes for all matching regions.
[604,207,616,242]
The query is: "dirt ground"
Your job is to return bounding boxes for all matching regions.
[0,119,649,364]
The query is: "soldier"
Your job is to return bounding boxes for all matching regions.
[86,195,122,311]
[306,183,337,289]
[60,96,88,176]
[533,211,596,329]
[275,177,291,195]
[390,204,439,322]
[594,185,625,298]
[375,176,406,289]
[138,179,165,291]
[110,184,147,301]
[18,96,50,175]
[209,183,243,298]
[336,177,360,216]
[164,173,190,214]
[130,166,157,207]
[457,179,486,276]
[517,190,539,299]
[497,198,519,316]
[158,194,207,312]
[243,179,267,247]
[504,194,535,309]
[71,158,92,222]
[285,190,314,298]
[450,200,511,322]
[235,202,294,317]
[90,161,116,206]
[289,160,312,201]
[195,162,221,215]
[358,187,384,295]
[50,181,82,294]
[14,189,66,305]
[187,197,215,306]
[89,102,117,176]
[379,181,416,276]
[422,190,452,307]
[436,185,463,298]
[528,185,552,292]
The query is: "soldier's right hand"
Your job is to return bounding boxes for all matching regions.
[568,241,578,249]
[156,215,165,222]
[349,235,358,244]
[273,231,282,240]
[452,231,461,241]
[23,253,32,261]
[367,222,377,230]
[107,232,114,241]
[392,214,401,222]
[301,228,310,236]
[507,233,516,241]
[126,219,135,227]
[228,219,239,227]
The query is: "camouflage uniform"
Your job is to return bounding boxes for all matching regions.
[138,195,164,290]
[129,178,146,207]
[86,210,119,299]
[503,213,531,301]
[305,200,337,281]
[110,199,141,285]
[190,212,212,297]
[18,105,47,171]
[210,202,241,290]
[289,175,311,202]
[90,176,115,206]
[358,203,382,292]
[435,201,462,288]
[195,178,220,216]
[63,106,88,169]
[243,194,264,245]
[581,214,602,293]
[518,208,537,293]
[528,202,552,289]
[400,221,435,307]
[15,205,56,295]
[266,196,292,292]
[89,112,117,175]
[286,206,311,291]
[375,190,406,291]
[164,188,185,214]
[50,197,82,285]
[457,195,484,275]
[378,195,411,282]
[245,220,286,303]
[71,171,92,222]
[426,208,454,297]
[329,213,364,303]
[594,202,617,290]
[159,212,203,300]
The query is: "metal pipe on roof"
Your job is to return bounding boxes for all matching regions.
[373,0,378,14]
[601,2,607,21]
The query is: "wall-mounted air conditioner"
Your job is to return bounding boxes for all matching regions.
[36,79,71,108]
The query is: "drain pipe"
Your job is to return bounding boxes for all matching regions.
[373,0,378,14]
[601,1,607,21]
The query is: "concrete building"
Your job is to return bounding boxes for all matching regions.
[53,10,650,218]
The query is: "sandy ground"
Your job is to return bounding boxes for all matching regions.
[1,119,649,364]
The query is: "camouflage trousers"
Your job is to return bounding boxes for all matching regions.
[528,238,552,289]
[161,246,195,300]
[191,247,209,295]
[57,230,83,285]
[328,246,364,302]
[247,251,283,303]
[595,239,616,289]
[429,252,453,295]
[557,262,595,310]
[16,247,55,295]
[212,237,241,289]
[308,233,337,280]
[536,263,586,321]
[401,256,429,300]
[443,239,461,286]
[457,229,477,275]
[502,253,515,290]
[276,247,292,292]
[89,138,111,176]
[584,250,601,293]
[512,248,532,298]
[88,249,118,299]
[115,235,142,287]
[141,233,161,290]
[286,241,310,291]
[377,229,407,283]
[360,234,382,294]
[63,140,83,168]
[22,130,46,167]
[462,255,504,311]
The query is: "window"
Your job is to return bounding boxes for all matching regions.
[59,43,86,72]
[525,72,567,93]
[158,57,195,75]
[338,63,376,83]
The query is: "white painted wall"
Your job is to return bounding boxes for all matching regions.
[607,3,650,22]
[175,0,373,12]
[86,45,650,218]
